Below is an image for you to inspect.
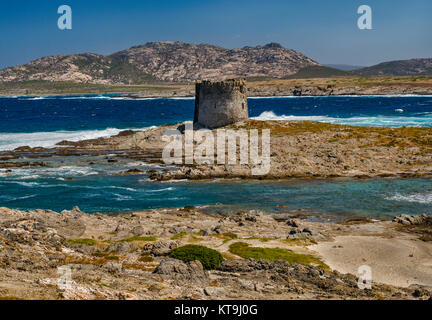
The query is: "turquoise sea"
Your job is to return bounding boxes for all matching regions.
[0,95,431,217]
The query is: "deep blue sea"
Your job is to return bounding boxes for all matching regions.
[1,94,431,217]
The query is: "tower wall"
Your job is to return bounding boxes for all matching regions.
[194,79,249,129]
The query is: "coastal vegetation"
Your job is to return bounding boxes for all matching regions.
[228,242,329,269]
[0,206,430,299]
[286,65,349,78]
[171,232,188,240]
[169,245,224,270]
[0,296,25,300]
[230,120,432,153]
[66,237,157,253]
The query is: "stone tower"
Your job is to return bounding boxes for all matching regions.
[194,79,249,129]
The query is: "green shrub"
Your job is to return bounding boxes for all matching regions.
[170,245,223,270]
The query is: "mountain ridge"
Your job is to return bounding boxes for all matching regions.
[353,58,432,77]
[0,41,319,84]
[1,42,431,84]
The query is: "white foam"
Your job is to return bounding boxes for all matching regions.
[386,192,432,204]
[146,187,175,193]
[5,194,37,202]
[53,166,98,176]
[0,181,40,187]
[248,95,432,99]
[252,111,331,121]
[24,95,195,101]
[1,166,98,179]
[249,96,308,99]
[168,97,195,100]
[0,127,153,151]
[22,96,46,101]
[8,94,432,101]
[113,193,133,201]
[252,111,432,127]
[109,186,137,192]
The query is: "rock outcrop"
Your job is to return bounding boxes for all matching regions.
[143,240,180,256]
[0,207,431,300]
[153,258,209,284]
[194,79,249,129]
[393,214,430,226]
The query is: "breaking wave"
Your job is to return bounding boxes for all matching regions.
[0,127,153,151]
[386,192,432,204]
[146,187,175,193]
[16,95,195,101]
[252,111,432,127]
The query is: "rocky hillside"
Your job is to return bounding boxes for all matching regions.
[354,58,432,77]
[0,53,155,85]
[0,42,319,84]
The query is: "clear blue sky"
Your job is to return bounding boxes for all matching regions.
[0,0,431,69]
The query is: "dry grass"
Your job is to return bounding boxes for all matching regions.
[230,120,432,153]
[123,263,155,272]
[229,242,329,269]
[63,254,118,266]
[248,77,432,89]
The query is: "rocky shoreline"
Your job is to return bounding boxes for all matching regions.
[1,119,432,300]
[2,77,432,98]
[0,205,431,300]
[115,82,432,99]
[4,120,430,181]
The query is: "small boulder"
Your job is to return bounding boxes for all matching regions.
[104,262,124,274]
[289,228,299,235]
[105,242,138,255]
[143,240,179,256]
[302,227,314,235]
[243,210,264,223]
[211,225,225,235]
[393,214,429,226]
[217,258,272,273]
[287,227,316,239]
[200,229,212,236]
[286,219,300,228]
[153,258,209,283]
[130,226,145,236]
[204,287,225,297]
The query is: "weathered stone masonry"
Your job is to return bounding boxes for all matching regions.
[194,79,249,129]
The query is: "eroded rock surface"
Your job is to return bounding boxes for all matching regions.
[0,206,431,300]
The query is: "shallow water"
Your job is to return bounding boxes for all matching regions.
[0,162,431,217]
